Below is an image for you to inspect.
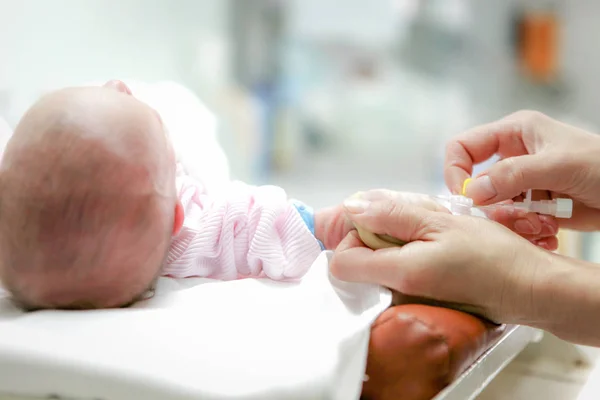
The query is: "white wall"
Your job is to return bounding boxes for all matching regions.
[0,0,230,125]
[288,0,399,47]
[561,3,600,127]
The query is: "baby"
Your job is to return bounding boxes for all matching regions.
[0,80,357,310]
[0,80,448,311]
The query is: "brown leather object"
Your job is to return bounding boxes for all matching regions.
[362,304,505,400]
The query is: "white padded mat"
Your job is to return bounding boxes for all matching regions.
[0,252,391,400]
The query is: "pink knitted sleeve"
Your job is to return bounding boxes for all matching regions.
[164,178,323,281]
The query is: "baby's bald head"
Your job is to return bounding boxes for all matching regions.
[0,85,178,309]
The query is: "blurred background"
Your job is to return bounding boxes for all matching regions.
[1,0,592,199]
[4,0,598,251]
[0,0,595,201]
[1,1,600,398]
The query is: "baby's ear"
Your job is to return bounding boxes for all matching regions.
[103,80,132,95]
[172,201,185,236]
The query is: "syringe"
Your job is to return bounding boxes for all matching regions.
[433,189,573,218]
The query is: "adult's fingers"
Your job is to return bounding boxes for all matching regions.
[533,236,559,251]
[329,230,437,294]
[444,115,532,194]
[464,153,572,204]
[492,212,558,250]
[329,231,378,284]
[343,197,449,244]
[488,207,558,238]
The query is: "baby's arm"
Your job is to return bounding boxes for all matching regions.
[165,179,335,280]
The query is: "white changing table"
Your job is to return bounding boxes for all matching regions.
[0,326,541,400]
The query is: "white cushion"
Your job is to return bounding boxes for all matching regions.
[0,252,391,400]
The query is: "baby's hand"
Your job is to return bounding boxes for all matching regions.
[315,190,450,250]
[314,203,355,250]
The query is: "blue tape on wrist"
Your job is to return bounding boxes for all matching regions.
[292,200,325,250]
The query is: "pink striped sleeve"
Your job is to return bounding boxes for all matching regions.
[164,178,323,281]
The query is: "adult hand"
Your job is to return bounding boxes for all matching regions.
[331,190,600,346]
[315,190,447,250]
[444,110,600,241]
[331,190,554,324]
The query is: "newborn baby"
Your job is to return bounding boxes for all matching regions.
[0,81,354,310]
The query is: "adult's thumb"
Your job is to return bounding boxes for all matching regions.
[465,154,569,204]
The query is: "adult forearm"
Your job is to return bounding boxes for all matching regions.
[526,252,600,346]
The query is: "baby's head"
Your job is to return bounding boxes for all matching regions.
[0,81,184,309]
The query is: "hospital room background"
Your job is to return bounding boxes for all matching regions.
[0,0,599,398]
